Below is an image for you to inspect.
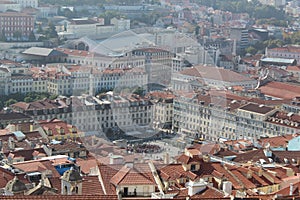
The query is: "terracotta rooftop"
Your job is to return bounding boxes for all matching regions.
[13,160,61,177]
[177,154,202,164]
[38,118,78,137]
[266,111,300,129]
[159,163,197,181]
[272,151,300,164]
[134,47,170,53]
[287,65,300,72]
[259,81,300,100]
[55,48,96,58]
[269,46,300,53]
[12,99,64,111]
[0,195,118,199]
[238,103,275,114]
[233,149,270,164]
[258,135,297,148]
[98,163,156,195]
[5,148,46,161]
[275,181,300,196]
[76,158,98,174]
[0,112,31,121]
[180,65,254,83]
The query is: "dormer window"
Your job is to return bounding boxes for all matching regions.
[190,164,196,171]
[71,126,77,133]
[47,129,53,136]
[60,127,65,135]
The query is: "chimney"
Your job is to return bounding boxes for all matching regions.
[109,153,114,164]
[290,183,294,196]
[187,181,206,196]
[222,181,232,196]
[0,139,2,151]
[164,152,170,165]
[8,137,15,150]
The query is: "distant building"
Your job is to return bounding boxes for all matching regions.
[132,48,173,90]
[230,27,249,52]
[266,46,300,63]
[171,65,257,91]
[173,90,300,142]
[11,94,153,135]
[0,12,35,40]
[288,135,300,151]
[0,67,11,95]
[0,1,21,12]
[146,91,175,131]
[33,118,83,141]
[110,17,130,32]
[9,0,38,8]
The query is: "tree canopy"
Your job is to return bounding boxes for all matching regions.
[195,0,286,20]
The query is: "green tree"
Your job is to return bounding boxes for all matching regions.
[28,31,36,41]
[99,10,122,25]
[37,24,43,34]
[45,23,58,39]
[5,99,17,107]
[0,29,7,42]
[13,31,22,41]
[49,94,58,100]
[245,46,257,55]
[195,25,200,36]
[133,87,145,96]
[24,97,33,103]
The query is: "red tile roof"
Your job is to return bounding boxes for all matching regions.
[287,65,300,72]
[38,118,78,137]
[276,180,300,196]
[233,149,270,164]
[258,135,296,148]
[13,160,61,177]
[177,154,202,164]
[238,103,275,114]
[0,195,118,199]
[259,81,300,100]
[180,65,254,82]
[159,164,197,181]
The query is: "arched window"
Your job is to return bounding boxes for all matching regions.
[64,186,68,194]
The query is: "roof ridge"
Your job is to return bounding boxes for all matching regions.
[110,165,130,186]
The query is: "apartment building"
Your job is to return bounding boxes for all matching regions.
[10,74,33,94]
[0,67,11,95]
[60,64,148,95]
[65,18,104,39]
[32,77,48,93]
[0,12,35,40]
[132,48,174,90]
[230,27,249,52]
[11,94,153,135]
[266,46,300,63]
[146,91,175,131]
[172,91,299,142]
[46,71,72,96]
[56,48,145,70]
[33,118,83,141]
[93,67,148,93]
[62,65,92,95]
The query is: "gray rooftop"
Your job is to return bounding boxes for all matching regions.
[22,47,67,57]
[261,57,296,64]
